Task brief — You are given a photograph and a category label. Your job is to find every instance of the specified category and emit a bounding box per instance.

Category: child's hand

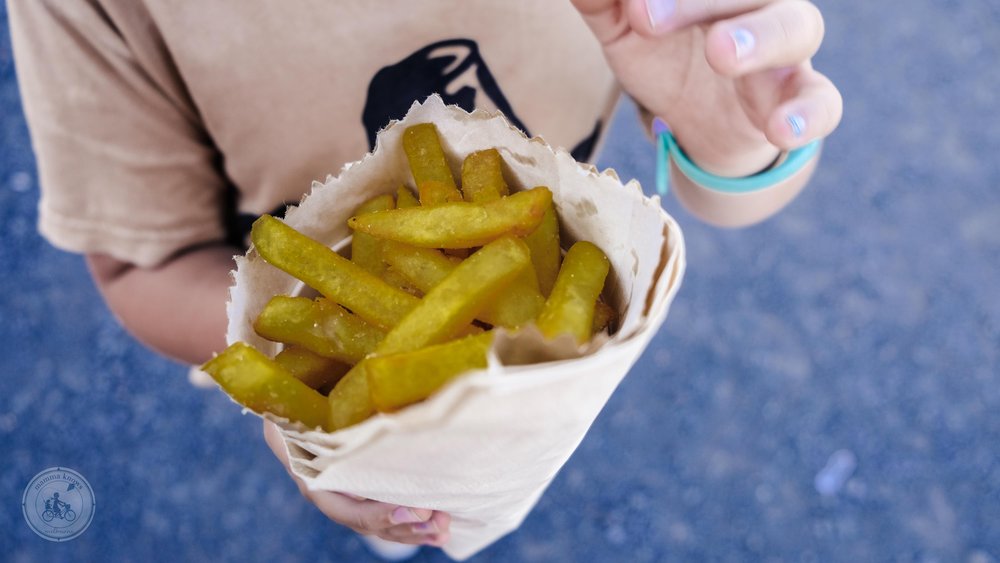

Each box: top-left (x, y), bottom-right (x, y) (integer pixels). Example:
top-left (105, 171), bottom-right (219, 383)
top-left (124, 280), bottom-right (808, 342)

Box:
top-left (572, 0), bottom-right (843, 177)
top-left (263, 421), bottom-right (451, 546)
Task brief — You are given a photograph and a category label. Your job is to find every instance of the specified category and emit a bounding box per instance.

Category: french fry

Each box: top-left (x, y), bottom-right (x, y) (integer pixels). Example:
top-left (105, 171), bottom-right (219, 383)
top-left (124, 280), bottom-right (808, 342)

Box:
top-left (274, 346), bottom-right (351, 390)
top-left (348, 186), bottom-right (552, 249)
top-left (536, 241), bottom-right (610, 344)
top-left (396, 184), bottom-right (419, 208)
top-left (328, 362), bottom-right (375, 430)
top-left (351, 194), bottom-right (395, 276)
top-left (376, 236), bottom-right (531, 355)
top-left (419, 179), bottom-right (463, 206)
top-left (203, 342), bottom-right (328, 429)
top-left (380, 267), bottom-right (422, 296)
top-left (382, 241), bottom-right (544, 329)
top-left (368, 332), bottom-right (494, 412)
top-left (592, 300), bottom-right (616, 335)
top-left (380, 242), bottom-right (460, 290)
top-left (461, 149), bottom-right (508, 202)
top-left (254, 296), bottom-right (384, 364)
top-left (251, 215), bottom-right (419, 330)
top-left (403, 123), bottom-right (457, 192)
top-left (524, 200), bottom-right (561, 297)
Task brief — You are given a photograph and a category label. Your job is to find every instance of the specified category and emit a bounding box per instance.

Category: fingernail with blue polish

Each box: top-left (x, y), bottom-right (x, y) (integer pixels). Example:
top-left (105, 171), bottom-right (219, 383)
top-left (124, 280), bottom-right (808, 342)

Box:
top-left (652, 117), bottom-right (671, 137)
top-left (645, 0), bottom-right (676, 30)
top-left (787, 113), bottom-right (807, 138)
top-left (730, 28), bottom-right (756, 61)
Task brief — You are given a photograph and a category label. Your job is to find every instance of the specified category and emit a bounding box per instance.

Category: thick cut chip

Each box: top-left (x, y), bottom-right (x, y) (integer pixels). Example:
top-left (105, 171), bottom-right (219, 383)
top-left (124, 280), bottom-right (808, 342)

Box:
top-left (524, 200), bottom-right (561, 297)
top-left (592, 300), bottom-right (617, 334)
top-left (490, 269), bottom-right (546, 329)
top-left (348, 186), bottom-right (552, 249)
top-left (536, 241), bottom-right (611, 344)
top-left (403, 123), bottom-right (457, 192)
top-left (327, 362), bottom-right (374, 430)
top-left (380, 242), bottom-right (459, 290)
top-left (251, 215), bottom-right (419, 329)
top-left (382, 241), bottom-right (543, 329)
top-left (254, 296), bottom-right (384, 364)
top-left (368, 332), bottom-right (494, 412)
top-left (461, 149), bottom-right (509, 202)
top-left (351, 194), bottom-right (395, 276)
top-left (203, 342), bottom-right (328, 429)
top-left (380, 267), bottom-right (422, 296)
top-left (376, 236), bottom-right (531, 355)
top-left (274, 346), bottom-right (351, 390)
top-left (419, 179), bottom-right (463, 206)
top-left (396, 184), bottom-right (419, 208)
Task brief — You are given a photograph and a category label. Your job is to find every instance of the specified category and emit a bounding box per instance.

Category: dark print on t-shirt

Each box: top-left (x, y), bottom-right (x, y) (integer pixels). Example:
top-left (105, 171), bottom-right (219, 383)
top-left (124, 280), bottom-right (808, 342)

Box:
top-left (227, 39), bottom-right (603, 249)
top-left (362, 39), bottom-right (601, 162)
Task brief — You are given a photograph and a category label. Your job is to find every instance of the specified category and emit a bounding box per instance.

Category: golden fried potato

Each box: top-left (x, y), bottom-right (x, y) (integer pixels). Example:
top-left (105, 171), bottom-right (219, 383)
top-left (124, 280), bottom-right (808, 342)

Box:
top-left (274, 346), bottom-right (351, 390)
top-left (348, 186), bottom-right (552, 249)
top-left (351, 194), bottom-right (395, 276)
top-left (251, 215), bottom-right (419, 330)
top-left (461, 148), bottom-right (508, 203)
top-left (368, 332), bottom-right (494, 412)
top-left (380, 242), bottom-right (459, 290)
top-left (396, 184), bottom-right (419, 208)
top-left (254, 296), bottom-right (384, 364)
top-left (403, 123), bottom-right (457, 193)
top-left (327, 362), bottom-right (375, 430)
top-left (524, 200), bottom-right (561, 297)
top-left (377, 236), bottom-right (531, 354)
top-left (536, 241), bottom-right (610, 344)
top-left (203, 342), bottom-right (328, 429)
top-left (382, 241), bottom-right (543, 329)
top-left (592, 299), bottom-right (616, 335)
top-left (418, 179), bottom-right (463, 206)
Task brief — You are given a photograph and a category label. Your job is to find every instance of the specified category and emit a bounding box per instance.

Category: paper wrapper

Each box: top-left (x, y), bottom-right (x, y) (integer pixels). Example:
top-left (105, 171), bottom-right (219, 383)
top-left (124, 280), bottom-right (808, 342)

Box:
top-left (225, 95), bottom-right (686, 560)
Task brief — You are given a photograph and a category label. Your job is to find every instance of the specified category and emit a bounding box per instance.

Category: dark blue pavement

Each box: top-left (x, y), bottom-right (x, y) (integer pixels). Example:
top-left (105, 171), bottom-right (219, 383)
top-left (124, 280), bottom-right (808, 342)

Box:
top-left (2, 1), bottom-right (998, 561)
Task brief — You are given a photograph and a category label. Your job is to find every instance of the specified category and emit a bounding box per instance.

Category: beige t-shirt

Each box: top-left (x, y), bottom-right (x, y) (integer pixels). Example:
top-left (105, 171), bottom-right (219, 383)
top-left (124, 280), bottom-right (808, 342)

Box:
top-left (10, 0), bottom-right (619, 267)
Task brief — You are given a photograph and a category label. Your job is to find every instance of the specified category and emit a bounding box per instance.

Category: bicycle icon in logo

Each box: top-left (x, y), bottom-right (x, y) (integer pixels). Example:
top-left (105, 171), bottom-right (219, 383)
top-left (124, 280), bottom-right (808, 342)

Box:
top-left (42, 492), bottom-right (77, 523)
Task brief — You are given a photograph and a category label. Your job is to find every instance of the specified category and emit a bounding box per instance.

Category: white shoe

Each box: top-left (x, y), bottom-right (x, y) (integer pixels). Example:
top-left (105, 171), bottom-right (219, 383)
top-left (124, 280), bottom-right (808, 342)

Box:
top-left (359, 535), bottom-right (421, 562)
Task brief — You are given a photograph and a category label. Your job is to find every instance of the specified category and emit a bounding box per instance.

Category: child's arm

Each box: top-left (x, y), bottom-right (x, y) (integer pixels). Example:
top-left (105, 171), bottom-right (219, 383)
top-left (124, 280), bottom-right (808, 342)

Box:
top-left (85, 245), bottom-right (237, 366)
top-left (572, 0), bottom-right (843, 225)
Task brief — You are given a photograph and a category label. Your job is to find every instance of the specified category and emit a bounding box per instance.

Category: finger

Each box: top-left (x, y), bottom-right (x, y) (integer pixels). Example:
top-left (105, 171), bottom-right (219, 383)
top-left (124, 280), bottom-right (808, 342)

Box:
top-left (627, 0), bottom-right (779, 36)
top-left (379, 513), bottom-right (451, 546)
top-left (378, 528), bottom-right (452, 547)
top-left (305, 492), bottom-right (434, 534)
top-left (704, 0), bottom-right (824, 77)
top-left (410, 510), bottom-right (452, 536)
top-left (569, 0), bottom-right (631, 45)
top-left (758, 68), bottom-right (843, 148)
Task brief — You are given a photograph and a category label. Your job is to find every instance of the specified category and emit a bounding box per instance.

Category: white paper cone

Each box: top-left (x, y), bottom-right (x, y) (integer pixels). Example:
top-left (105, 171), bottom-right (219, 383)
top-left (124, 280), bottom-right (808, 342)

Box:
top-left (225, 95), bottom-right (686, 560)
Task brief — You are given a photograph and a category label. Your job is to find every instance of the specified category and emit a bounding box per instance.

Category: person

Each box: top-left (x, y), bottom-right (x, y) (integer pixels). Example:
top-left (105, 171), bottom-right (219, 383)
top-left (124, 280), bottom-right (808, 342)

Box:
top-left (9, 0), bottom-right (842, 557)
top-left (49, 492), bottom-right (68, 518)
